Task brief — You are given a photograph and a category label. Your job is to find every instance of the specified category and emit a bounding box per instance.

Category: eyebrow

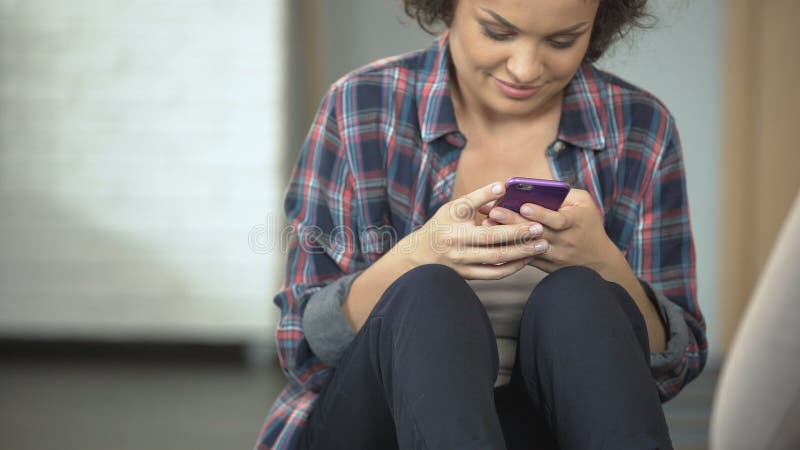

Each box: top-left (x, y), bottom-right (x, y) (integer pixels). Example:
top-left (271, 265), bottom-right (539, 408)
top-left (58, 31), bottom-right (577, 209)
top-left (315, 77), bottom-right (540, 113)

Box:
top-left (480, 7), bottom-right (521, 31)
top-left (479, 8), bottom-right (589, 35)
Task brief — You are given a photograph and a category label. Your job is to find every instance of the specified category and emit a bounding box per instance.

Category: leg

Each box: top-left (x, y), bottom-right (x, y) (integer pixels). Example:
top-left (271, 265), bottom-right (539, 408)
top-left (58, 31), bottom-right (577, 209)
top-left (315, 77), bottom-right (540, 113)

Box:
top-left (494, 374), bottom-right (557, 450)
top-left (299, 264), bottom-right (507, 450)
top-left (517, 266), bottom-right (672, 450)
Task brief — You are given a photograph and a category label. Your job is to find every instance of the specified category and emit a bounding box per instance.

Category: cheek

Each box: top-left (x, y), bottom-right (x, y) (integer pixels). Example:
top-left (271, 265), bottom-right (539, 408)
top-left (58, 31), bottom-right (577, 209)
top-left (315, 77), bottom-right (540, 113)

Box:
top-left (451, 23), bottom-right (507, 73)
top-left (462, 40), bottom-right (507, 72)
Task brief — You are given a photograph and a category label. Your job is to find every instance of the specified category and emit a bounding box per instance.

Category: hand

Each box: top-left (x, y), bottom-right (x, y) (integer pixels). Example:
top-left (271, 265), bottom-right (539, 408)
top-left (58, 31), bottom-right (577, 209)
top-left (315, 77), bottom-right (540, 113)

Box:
top-left (481, 188), bottom-right (618, 274)
top-left (398, 182), bottom-right (549, 280)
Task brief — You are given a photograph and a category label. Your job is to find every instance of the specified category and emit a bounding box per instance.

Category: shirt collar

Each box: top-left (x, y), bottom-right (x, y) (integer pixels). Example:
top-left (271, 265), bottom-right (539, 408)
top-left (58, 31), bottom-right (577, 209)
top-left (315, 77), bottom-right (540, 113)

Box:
top-left (416, 33), bottom-right (460, 144)
top-left (416, 35), bottom-right (606, 151)
top-left (557, 65), bottom-right (607, 151)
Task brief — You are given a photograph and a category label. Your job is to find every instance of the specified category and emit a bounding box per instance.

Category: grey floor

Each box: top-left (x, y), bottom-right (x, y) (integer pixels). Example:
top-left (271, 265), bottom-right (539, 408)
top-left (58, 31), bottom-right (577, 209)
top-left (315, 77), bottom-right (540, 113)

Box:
top-left (0, 347), bottom-right (718, 450)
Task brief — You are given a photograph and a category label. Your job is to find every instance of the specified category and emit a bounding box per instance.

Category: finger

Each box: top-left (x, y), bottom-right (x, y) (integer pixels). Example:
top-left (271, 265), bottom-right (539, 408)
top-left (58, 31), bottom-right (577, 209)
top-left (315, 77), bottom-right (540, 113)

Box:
top-left (471, 217), bottom-right (553, 241)
top-left (488, 206), bottom-right (529, 225)
top-left (477, 200), bottom-right (497, 216)
top-left (487, 208), bottom-right (547, 240)
top-left (518, 203), bottom-right (570, 231)
top-left (450, 182), bottom-right (505, 222)
top-left (468, 222), bottom-right (538, 246)
top-left (527, 257), bottom-right (557, 274)
top-left (456, 239), bottom-right (548, 265)
top-left (534, 226), bottom-right (556, 244)
top-left (460, 257), bottom-right (530, 281)
top-left (528, 239), bottom-right (559, 266)
top-left (526, 240), bottom-right (556, 272)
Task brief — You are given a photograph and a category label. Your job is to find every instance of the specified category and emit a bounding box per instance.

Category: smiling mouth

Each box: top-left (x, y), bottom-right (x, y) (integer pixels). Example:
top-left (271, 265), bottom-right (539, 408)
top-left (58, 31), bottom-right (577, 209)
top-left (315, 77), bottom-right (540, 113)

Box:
top-left (492, 76), bottom-right (544, 100)
top-left (494, 77), bottom-right (542, 90)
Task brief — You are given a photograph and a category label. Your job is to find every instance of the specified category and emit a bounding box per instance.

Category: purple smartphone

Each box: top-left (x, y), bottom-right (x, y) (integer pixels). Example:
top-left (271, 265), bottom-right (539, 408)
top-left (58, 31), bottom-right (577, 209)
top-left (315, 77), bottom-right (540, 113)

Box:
top-left (495, 177), bottom-right (570, 212)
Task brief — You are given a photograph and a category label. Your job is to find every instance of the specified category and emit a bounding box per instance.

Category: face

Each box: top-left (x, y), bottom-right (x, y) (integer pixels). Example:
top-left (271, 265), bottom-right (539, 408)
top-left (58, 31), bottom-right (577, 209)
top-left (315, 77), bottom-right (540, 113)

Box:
top-left (448, 0), bottom-right (599, 119)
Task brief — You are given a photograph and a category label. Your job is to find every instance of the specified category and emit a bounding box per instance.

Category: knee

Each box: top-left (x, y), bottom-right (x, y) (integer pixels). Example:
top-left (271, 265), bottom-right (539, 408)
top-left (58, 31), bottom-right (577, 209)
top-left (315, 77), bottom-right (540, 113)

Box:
top-left (393, 263), bottom-right (463, 289)
top-left (384, 264), bottom-right (471, 311)
top-left (379, 264), bottom-right (490, 334)
top-left (388, 264), bottom-right (463, 302)
top-left (375, 265), bottom-right (500, 381)
top-left (530, 266), bottom-right (608, 311)
top-left (521, 266), bottom-right (619, 337)
top-left (518, 266), bottom-right (652, 377)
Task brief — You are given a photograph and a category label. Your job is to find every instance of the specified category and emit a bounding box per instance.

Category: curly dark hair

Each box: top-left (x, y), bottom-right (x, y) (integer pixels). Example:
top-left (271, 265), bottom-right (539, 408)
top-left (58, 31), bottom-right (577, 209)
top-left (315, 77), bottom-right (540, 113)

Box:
top-left (402, 0), bottom-right (652, 62)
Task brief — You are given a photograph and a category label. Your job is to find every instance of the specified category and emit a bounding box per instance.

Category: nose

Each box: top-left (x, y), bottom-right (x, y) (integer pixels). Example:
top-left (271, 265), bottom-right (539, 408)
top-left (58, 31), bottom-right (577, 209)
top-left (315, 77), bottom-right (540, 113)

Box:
top-left (505, 45), bottom-right (543, 84)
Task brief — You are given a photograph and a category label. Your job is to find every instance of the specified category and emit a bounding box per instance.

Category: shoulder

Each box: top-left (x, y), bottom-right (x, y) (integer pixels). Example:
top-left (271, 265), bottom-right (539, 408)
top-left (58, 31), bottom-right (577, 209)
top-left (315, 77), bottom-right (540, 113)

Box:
top-left (571, 64), bottom-right (680, 159)
top-left (324, 48), bottom-right (428, 107)
top-left (586, 65), bottom-right (677, 134)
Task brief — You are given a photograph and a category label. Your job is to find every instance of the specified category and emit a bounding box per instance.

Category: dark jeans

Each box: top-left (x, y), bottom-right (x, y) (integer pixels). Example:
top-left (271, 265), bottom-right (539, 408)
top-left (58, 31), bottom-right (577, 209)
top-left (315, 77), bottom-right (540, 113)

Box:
top-left (298, 264), bottom-right (673, 450)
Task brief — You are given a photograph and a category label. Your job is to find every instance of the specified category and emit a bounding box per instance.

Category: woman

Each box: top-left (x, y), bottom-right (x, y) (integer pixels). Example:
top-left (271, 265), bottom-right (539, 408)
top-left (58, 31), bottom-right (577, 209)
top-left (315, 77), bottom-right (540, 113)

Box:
top-left (257, 0), bottom-right (707, 449)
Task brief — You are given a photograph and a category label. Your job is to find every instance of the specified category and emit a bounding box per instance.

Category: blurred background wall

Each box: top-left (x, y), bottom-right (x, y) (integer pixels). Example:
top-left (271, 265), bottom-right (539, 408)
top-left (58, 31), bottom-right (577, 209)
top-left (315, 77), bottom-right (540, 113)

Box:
top-left (2, 0), bottom-right (798, 365)
top-left (720, 0), bottom-right (800, 352)
top-left (1, 0), bottom-right (285, 346)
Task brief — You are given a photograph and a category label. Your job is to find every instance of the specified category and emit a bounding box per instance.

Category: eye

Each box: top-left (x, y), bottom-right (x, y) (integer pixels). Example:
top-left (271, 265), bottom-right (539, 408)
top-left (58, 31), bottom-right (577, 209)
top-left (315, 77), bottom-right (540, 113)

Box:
top-left (480, 25), bottom-right (514, 42)
top-left (548, 39), bottom-right (577, 49)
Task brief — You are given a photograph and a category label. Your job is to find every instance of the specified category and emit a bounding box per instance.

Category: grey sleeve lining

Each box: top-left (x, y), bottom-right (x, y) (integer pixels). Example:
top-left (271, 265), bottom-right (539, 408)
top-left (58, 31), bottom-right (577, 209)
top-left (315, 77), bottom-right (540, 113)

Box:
top-left (302, 271), bottom-right (364, 366)
top-left (639, 279), bottom-right (691, 376)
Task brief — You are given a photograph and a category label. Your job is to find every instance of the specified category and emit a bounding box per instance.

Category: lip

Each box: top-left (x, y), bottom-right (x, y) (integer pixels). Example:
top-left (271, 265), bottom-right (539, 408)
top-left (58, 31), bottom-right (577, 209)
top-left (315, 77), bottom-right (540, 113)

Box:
top-left (493, 77), bottom-right (542, 100)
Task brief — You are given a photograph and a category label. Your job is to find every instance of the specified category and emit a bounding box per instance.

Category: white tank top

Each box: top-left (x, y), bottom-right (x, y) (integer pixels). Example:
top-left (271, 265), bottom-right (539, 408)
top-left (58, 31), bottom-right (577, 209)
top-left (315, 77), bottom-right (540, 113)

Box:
top-left (466, 265), bottom-right (547, 386)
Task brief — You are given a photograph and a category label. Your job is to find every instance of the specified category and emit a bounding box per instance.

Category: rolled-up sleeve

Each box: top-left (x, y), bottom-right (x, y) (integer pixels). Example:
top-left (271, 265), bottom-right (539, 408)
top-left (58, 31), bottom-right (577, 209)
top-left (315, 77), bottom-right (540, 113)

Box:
top-left (302, 271), bottom-right (362, 366)
top-left (628, 118), bottom-right (708, 401)
top-left (273, 84), bottom-right (364, 392)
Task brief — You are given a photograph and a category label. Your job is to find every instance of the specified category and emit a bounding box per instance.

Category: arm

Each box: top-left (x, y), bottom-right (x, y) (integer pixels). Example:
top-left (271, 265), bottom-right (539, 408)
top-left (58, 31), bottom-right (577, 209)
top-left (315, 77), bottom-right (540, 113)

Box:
top-left (342, 238), bottom-right (417, 332)
top-left (301, 241), bottom-right (418, 365)
top-left (594, 244), bottom-right (667, 352)
top-left (274, 84), bottom-right (364, 389)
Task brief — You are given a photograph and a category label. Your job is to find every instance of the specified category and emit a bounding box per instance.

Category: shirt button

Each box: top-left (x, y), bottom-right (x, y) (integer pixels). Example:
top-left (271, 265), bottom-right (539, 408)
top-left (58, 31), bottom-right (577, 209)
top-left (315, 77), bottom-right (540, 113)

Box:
top-left (553, 141), bottom-right (566, 152)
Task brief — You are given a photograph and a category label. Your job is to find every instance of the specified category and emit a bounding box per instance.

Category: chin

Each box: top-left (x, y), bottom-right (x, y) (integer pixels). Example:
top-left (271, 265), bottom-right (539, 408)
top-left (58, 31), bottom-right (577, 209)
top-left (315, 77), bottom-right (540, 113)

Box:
top-left (494, 95), bottom-right (550, 116)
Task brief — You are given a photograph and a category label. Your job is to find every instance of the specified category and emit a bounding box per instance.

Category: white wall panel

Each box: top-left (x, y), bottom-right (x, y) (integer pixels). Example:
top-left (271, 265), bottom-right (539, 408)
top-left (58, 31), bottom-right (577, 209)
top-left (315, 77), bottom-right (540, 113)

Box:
top-left (0, 0), bottom-right (286, 342)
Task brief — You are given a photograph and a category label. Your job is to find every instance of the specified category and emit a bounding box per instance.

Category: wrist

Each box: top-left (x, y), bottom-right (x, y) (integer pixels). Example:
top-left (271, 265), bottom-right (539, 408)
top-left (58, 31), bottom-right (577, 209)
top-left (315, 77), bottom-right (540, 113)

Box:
top-left (391, 230), bottom-right (428, 272)
top-left (592, 240), bottom-right (624, 280)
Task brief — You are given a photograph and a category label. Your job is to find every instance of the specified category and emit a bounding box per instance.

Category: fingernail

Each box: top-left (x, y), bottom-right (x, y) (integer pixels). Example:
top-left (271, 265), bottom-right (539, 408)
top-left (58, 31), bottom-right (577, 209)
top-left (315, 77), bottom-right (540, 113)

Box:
top-left (490, 209), bottom-right (505, 220)
top-left (529, 224), bottom-right (542, 236)
top-left (520, 205), bottom-right (533, 217)
top-left (491, 183), bottom-right (503, 195)
top-left (534, 241), bottom-right (548, 253)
